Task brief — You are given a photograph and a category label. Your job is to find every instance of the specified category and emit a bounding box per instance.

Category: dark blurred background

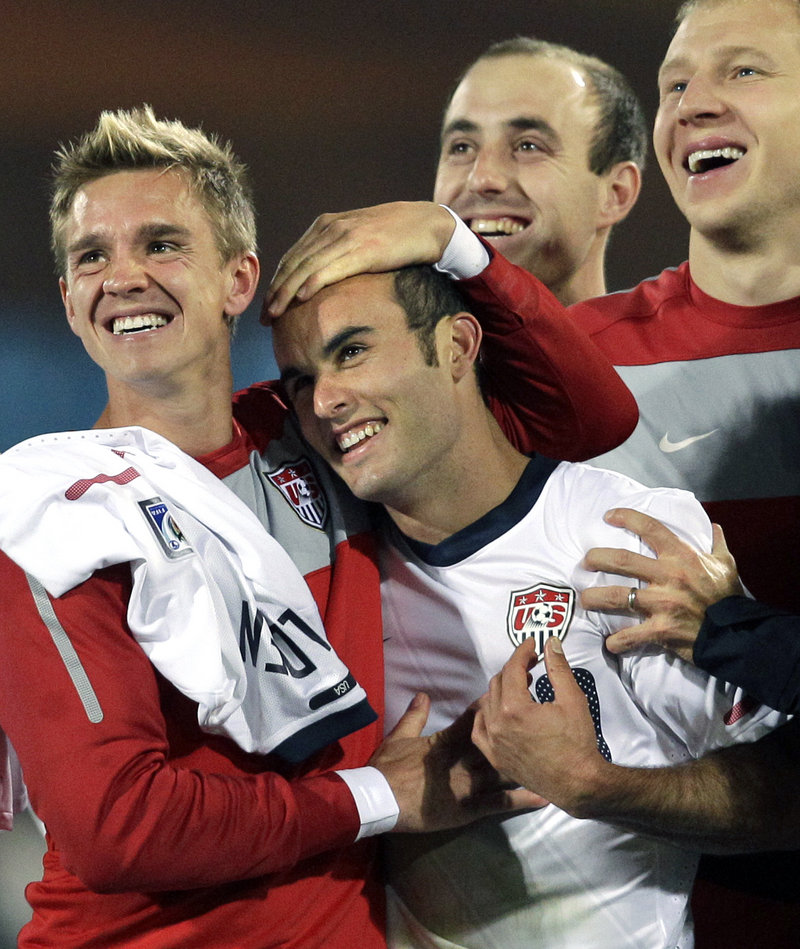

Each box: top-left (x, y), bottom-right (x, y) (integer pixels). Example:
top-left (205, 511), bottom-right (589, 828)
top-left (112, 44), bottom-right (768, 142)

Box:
top-left (0, 0), bottom-right (687, 941)
top-left (0, 0), bottom-right (687, 451)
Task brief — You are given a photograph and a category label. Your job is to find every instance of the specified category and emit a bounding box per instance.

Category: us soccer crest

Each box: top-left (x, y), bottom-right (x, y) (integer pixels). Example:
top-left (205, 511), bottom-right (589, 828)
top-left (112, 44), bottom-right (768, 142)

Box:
top-left (267, 458), bottom-right (328, 529)
top-left (506, 582), bottom-right (575, 653)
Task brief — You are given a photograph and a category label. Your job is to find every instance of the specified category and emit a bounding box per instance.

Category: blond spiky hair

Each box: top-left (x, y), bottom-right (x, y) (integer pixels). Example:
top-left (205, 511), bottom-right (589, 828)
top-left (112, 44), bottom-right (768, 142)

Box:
top-left (50, 105), bottom-right (256, 276)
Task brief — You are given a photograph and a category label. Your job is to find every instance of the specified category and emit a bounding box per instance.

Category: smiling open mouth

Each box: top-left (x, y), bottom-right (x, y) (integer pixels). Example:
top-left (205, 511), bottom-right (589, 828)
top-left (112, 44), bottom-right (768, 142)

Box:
top-left (337, 421), bottom-right (385, 453)
top-left (686, 146), bottom-right (745, 174)
top-left (112, 314), bottom-right (170, 335)
top-left (468, 216), bottom-right (529, 238)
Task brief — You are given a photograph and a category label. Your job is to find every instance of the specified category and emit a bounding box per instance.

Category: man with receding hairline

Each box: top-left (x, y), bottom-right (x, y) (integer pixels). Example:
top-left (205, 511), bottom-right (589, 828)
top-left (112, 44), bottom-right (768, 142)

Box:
top-left (266, 37), bottom-right (646, 319)
top-left (432, 36), bottom-right (646, 305)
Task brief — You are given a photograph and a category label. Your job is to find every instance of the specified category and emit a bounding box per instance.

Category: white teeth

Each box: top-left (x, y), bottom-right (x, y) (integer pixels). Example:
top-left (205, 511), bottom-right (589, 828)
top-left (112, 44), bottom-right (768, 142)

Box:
top-left (338, 421), bottom-right (384, 452)
top-left (112, 314), bottom-right (168, 335)
top-left (687, 146), bottom-right (745, 174)
top-left (469, 217), bottom-right (526, 236)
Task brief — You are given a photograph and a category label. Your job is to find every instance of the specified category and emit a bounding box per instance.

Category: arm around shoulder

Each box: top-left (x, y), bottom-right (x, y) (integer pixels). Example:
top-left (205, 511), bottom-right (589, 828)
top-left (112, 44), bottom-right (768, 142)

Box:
top-left (0, 554), bottom-right (361, 892)
top-left (460, 252), bottom-right (638, 460)
top-left (471, 630), bottom-right (800, 853)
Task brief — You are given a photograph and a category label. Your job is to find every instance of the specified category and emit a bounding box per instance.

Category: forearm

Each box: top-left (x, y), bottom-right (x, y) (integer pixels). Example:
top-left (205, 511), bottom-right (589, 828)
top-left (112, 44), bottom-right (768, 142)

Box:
top-left (479, 639), bottom-right (800, 855)
top-left (0, 560), bottom-right (362, 892)
top-left (567, 721), bottom-right (800, 853)
top-left (460, 249), bottom-right (638, 460)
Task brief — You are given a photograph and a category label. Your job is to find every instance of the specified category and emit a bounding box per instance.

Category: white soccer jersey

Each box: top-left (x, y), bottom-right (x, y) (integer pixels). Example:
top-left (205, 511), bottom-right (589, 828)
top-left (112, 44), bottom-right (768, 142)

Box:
top-left (0, 427), bottom-right (374, 763)
top-left (381, 457), bottom-right (787, 949)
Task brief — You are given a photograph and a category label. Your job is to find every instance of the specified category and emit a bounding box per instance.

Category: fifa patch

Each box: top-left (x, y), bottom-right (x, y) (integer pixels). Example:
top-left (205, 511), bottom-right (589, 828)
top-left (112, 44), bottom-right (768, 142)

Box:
top-left (267, 458), bottom-right (328, 530)
top-left (507, 582), bottom-right (575, 653)
top-left (139, 497), bottom-right (193, 559)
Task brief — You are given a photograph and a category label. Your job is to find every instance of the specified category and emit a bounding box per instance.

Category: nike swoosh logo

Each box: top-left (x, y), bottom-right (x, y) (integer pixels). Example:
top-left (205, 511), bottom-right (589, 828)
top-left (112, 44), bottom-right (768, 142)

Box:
top-left (659, 429), bottom-right (718, 453)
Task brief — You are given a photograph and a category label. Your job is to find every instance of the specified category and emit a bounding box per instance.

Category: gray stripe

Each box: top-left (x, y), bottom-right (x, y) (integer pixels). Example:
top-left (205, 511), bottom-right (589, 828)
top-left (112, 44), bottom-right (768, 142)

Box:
top-left (592, 350), bottom-right (800, 500)
top-left (26, 573), bottom-right (104, 724)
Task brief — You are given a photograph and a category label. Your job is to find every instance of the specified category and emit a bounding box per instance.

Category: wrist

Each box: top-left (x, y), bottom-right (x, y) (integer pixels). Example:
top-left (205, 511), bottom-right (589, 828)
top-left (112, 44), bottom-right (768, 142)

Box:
top-left (434, 206), bottom-right (490, 279)
top-left (559, 757), bottom-right (629, 820)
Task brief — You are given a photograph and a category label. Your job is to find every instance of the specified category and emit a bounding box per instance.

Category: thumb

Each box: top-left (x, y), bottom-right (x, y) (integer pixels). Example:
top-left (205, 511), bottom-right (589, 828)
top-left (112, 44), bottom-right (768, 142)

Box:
top-left (542, 637), bottom-right (579, 697)
top-left (385, 691), bottom-right (430, 740)
top-left (710, 522), bottom-right (731, 559)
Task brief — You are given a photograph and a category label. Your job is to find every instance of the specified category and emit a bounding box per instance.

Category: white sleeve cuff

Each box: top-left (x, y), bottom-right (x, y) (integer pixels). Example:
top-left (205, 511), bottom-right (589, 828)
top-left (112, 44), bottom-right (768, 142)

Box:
top-left (337, 766), bottom-right (400, 840)
top-left (434, 206), bottom-right (490, 280)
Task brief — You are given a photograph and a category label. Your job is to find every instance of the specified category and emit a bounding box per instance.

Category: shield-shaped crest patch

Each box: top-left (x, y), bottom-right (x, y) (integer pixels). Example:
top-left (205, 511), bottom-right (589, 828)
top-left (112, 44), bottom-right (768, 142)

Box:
top-left (506, 582), bottom-right (575, 653)
top-left (267, 458), bottom-right (328, 530)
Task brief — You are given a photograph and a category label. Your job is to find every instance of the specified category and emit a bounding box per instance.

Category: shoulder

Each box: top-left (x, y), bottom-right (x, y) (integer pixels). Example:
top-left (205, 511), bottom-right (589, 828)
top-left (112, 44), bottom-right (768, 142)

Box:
top-left (568, 264), bottom-right (691, 336)
top-left (543, 462), bottom-right (710, 551)
top-left (0, 551), bottom-right (131, 637)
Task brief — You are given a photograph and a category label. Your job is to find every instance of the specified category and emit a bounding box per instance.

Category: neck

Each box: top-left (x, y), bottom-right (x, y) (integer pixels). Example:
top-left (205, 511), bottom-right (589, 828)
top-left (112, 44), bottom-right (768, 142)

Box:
top-left (386, 412), bottom-right (529, 546)
top-left (689, 226), bottom-right (800, 306)
top-left (96, 367), bottom-right (235, 458)
top-left (548, 238), bottom-right (608, 306)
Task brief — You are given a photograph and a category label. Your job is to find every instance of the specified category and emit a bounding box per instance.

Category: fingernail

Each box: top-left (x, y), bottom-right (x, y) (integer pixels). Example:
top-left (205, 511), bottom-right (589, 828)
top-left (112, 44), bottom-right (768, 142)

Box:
top-left (549, 637), bottom-right (564, 655)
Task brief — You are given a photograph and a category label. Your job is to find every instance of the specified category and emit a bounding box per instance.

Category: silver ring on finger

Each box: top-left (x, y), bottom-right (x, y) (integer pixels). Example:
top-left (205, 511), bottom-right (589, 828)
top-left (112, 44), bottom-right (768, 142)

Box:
top-left (627, 587), bottom-right (639, 613)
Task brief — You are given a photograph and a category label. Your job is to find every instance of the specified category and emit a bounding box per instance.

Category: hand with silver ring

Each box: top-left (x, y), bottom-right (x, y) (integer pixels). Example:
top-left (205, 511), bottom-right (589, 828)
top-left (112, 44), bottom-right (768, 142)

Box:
top-left (581, 509), bottom-right (743, 664)
top-left (627, 587), bottom-right (639, 612)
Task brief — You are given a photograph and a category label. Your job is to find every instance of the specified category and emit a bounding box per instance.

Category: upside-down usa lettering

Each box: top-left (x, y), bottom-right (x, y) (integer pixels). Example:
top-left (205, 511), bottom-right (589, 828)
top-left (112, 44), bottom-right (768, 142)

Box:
top-left (238, 603), bottom-right (330, 678)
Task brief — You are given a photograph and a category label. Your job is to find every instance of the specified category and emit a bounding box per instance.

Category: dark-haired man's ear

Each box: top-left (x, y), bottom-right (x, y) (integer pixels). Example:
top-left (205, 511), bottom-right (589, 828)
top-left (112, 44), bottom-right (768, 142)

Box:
top-left (447, 312), bottom-right (482, 380)
top-left (599, 161), bottom-right (642, 229)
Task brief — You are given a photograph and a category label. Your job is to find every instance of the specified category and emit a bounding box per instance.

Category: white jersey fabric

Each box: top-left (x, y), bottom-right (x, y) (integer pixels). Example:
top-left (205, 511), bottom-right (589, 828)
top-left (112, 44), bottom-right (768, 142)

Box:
top-left (0, 426), bottom-right (373, 763)
top-left (381, 457), bottom-right (787, 949)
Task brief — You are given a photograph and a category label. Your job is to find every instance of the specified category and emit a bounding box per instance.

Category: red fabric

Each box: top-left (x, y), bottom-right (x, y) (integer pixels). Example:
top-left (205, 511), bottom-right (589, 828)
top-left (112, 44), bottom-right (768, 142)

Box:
top-left (461, 247), bottom-right (639, 461)
top-left (704, 496), bottom-right (800, 613)
top-left (571, 262), bottom-right (800, 613)
top-left (574, 262), bottom-right (800, 363)
top-left (0, 411), bottom-right (387, 948)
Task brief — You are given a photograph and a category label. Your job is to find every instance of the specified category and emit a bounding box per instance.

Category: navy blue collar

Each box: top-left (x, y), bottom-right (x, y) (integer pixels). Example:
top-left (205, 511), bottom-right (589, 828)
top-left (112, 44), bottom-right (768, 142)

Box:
top-left (394, 455), bottom-right (559, 567)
